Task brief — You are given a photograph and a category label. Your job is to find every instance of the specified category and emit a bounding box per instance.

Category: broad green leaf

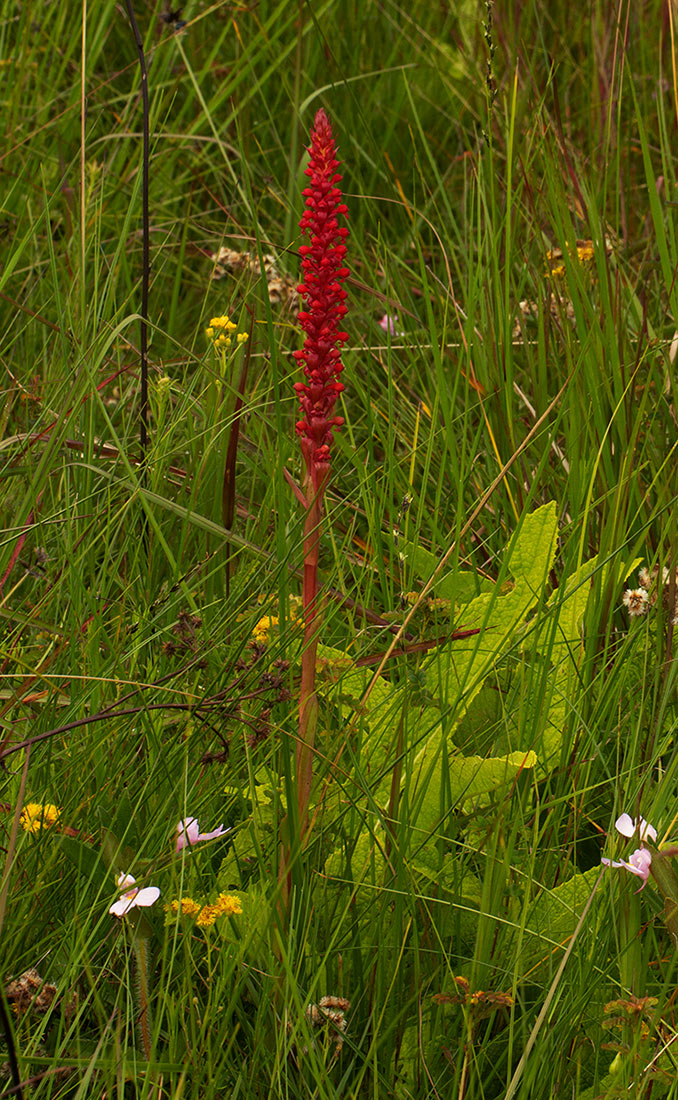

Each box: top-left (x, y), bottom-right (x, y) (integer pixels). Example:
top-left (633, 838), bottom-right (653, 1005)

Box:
top-left (505, 500), bottom-right (558, 586)
top-left (408, 846), bottom-right (482, 904)
top-left (411, 737), bottom-right (537, 835)
top-left (422, 503), bottom-right (558, 726)
top-left (533, 555), bottom-right (641, 764)
top-left (528, 554), bottom-right (598, 762)
top-left (545, 554), bottom-right (598, 649)
top-left (323, 821), bottom-right (389, 916)
top-left (452, 682), bottom-right (502, 756)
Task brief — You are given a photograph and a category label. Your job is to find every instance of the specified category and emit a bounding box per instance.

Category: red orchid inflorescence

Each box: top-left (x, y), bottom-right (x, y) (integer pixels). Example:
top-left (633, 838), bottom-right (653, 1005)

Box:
top-left (294, 108), bottom-right (349, 491)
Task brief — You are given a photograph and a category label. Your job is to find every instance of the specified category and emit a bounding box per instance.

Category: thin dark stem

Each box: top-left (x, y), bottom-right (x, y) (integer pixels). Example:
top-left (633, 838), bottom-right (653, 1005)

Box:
top-left (125, 1), bottom-right (150, 471)
top-left (0, 992), bottom-right (22, 1100)
top-left (0, 702), bottom-right (210, 761)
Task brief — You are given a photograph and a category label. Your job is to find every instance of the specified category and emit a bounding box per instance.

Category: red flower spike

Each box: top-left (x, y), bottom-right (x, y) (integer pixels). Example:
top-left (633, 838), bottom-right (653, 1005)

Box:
top-left (295, 109), bottom-right (349, 489)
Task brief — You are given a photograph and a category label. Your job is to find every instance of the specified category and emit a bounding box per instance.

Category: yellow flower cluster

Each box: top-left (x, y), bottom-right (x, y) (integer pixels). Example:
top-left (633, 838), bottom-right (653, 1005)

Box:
top-left (205, 315), bottom-right (249, 350)
top-left (168, 897), bottom-right (202, 918)
top-left (546, 241), bottom-right (596, 278)
top-left (167, 893), bottom-right (242, 929)
top-left (252, 615), bottom-right (278, 645)
top-left (196, 893), bottom-right (242, 927)
top-left (250, 595), bottom-right (304, 645)
top-left (20, 803), bottom-right (60, 833)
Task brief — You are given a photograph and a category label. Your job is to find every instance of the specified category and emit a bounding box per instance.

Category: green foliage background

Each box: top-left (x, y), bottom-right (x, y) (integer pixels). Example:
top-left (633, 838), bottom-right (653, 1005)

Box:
top-left (1, 0), bottom-right (677, 1097)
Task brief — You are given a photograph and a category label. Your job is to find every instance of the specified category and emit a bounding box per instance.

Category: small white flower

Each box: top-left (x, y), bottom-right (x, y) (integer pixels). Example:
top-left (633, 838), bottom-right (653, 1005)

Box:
top-left (614, 813), bottom-right (657, 843)
top-left (176, 817), bottom-right (228, 854)
top-left (109, 873), bottom-right (160, 918)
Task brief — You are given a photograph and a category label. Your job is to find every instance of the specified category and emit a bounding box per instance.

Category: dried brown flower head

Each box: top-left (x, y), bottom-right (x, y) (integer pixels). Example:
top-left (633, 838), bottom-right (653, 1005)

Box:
top-left (433, 976), bottom-right (514, 1023)
top-left (622, 587), bottom-right (649, 617)
top-left (304, 995), bottom-right (351, 1055)
top-left (210, 247), bottom-right (298, 313)
top-left (163, 611), bottom-right (203, 657)
top-left (6, 969), bottom-right (59, 1016)
top-left (628, 564), bottom-right (678, 623)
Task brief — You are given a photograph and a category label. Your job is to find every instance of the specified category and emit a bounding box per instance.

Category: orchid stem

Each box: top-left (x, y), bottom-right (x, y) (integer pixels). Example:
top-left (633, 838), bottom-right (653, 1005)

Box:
top-left (296, 483), bottom-right (324, 838)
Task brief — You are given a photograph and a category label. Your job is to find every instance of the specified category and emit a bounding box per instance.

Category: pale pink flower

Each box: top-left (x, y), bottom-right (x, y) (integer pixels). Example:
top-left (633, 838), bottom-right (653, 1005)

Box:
top-left (109, 873), bottom-right (160, 917)
top-left (176, 816), bottom-right (228, 854)
top-left (601, 813), bottom-right (657, 891)
top-left (378, 313), bottom-right (402, 336)
top-left (601, 847), bottom-right (652, 890)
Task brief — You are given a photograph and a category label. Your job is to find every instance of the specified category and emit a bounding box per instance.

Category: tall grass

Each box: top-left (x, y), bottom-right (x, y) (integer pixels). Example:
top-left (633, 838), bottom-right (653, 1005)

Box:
top-left (1, 1), bottom-right (678, 1097)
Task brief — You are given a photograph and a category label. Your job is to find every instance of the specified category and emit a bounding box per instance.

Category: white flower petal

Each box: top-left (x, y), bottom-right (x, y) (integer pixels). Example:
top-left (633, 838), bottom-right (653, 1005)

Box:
top-left (198, 825), bottom-right (227, 842)
top-left (614, 813), bottom-right (657, 843)
top-left (615, 813), bottom-right (635, 837)
top-left (133, 887), bottom-right (160, 908)
top-left (110, 871), bottom-right (160, 917)
top-left (109, 894), bottom-right (136, 917)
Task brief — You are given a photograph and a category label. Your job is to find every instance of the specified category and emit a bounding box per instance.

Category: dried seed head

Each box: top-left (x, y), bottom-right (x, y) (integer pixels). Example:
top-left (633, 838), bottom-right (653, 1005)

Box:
top-left (622, 588), bottom-right (649, 617)
top-left (304, 995), bottom-right (351, 1055)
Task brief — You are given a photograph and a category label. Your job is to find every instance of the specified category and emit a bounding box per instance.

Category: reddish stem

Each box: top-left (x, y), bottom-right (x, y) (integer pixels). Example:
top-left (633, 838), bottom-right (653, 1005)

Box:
top-left (295, 467), bottom-right (327, 836)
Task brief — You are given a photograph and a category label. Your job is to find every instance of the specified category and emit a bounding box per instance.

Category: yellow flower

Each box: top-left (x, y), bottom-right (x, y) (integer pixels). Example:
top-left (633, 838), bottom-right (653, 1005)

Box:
top-left (206, 315), bottom-right (245, 347)
top-left (545, 240), bottom-right (596, 278)
top-left (196, 893), bottom-right (242, 928)
top-left (209, 315), bottom-right (237, 332)
top-left (252, 615), bottom-right (278, 645)
top-left (215, 892), bottom-right (242, 917)
top-left (20, 803), bottom-right (60, 833)
top-left (167, 897), bottom-right (202, 918)
top-left (167, 893), bottom-right (242, 928)
top-left (195, 904), bottom-right (217, 928)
